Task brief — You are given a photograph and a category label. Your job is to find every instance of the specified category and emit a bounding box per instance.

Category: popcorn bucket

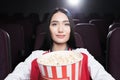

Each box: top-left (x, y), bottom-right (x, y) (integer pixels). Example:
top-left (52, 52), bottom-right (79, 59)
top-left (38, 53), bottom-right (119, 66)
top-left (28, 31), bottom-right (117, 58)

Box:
top-left (37, 51), bottom-right (83, 80)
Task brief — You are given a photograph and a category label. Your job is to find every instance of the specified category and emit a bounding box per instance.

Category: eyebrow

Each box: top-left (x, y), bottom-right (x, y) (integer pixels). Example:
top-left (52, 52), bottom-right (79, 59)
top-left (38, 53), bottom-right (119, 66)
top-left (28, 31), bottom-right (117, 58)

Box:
top-left (51, 20), bottom-right (69, 23)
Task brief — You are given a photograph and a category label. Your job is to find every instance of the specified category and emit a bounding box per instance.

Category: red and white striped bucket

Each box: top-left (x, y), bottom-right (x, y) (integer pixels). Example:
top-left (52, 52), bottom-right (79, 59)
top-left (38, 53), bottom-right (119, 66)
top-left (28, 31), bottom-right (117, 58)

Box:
top-left (38, 51), bottom-right (83, 80)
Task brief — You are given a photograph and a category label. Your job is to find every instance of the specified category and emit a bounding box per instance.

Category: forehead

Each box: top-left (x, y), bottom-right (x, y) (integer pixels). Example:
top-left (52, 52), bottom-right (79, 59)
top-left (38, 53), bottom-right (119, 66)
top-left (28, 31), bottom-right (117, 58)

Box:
top-left (51, 12), bottom-right (69, 22)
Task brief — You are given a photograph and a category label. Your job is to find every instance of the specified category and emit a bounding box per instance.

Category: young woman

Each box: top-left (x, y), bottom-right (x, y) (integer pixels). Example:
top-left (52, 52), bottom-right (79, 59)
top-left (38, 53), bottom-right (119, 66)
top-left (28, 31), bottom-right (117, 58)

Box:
top-left (5, 8), bottom-right (115, 80)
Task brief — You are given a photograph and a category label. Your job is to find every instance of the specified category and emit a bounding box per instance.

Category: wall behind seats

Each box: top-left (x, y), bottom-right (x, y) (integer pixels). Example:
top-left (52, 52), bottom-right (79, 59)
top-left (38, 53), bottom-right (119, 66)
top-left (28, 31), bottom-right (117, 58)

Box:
top-left (0, 0), bottom-right (120, 19)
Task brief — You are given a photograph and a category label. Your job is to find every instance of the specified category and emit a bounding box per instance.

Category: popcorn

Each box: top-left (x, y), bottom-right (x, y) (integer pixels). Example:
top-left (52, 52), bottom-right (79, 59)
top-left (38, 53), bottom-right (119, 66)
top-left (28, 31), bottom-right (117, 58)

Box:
top-left (37, 51), bottom-right (83, 80)
top-left (37, 51), bottom-right (82, 66)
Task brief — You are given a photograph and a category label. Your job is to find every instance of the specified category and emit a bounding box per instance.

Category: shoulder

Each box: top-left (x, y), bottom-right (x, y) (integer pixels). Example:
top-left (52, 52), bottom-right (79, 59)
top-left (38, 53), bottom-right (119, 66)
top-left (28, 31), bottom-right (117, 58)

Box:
top-left (31, 50), bottom-right (45, 54)
top-left (73, 48), bottom-right (94, 61)
top-left (73, 48), bottom-right (90, 60)
top-left (31, 50), bottom-right (47, 57)
top-left (73, 48), bottom-right (90, 55)
top-left (25, 50), bottom-right (47, 62)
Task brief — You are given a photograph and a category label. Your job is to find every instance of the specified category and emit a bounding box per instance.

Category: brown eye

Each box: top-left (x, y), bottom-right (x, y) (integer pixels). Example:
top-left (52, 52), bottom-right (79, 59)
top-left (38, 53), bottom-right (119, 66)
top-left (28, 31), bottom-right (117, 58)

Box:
top-left (51, 23), bottom-right (57, 26)
top-left (65, 23), bottom-right (70, 26)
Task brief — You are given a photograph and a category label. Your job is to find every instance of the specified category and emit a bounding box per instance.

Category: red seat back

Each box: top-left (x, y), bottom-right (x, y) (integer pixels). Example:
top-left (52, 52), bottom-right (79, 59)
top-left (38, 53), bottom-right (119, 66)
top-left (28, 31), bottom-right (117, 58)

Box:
top-left (0, 28), bottom-right (11, 79)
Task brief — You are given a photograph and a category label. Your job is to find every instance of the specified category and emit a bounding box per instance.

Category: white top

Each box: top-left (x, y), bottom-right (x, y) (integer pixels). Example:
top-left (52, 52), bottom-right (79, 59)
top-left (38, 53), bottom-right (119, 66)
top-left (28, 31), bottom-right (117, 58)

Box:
top-left (4, 48), bottom-right (115, 80)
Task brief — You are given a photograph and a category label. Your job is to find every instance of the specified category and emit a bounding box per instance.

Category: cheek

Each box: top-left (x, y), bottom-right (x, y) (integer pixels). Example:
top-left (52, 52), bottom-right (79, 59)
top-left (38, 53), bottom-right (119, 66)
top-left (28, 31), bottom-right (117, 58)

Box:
top-left (66, 27), bottom-right (71, 35)
top-left (65, 27), bottom-right (71, 40)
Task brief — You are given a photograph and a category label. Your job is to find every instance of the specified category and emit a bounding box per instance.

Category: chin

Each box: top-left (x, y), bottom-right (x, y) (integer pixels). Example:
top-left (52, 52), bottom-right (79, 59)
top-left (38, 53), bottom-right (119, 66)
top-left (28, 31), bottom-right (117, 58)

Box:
top-left (55, 40), bottom-right (68, 44)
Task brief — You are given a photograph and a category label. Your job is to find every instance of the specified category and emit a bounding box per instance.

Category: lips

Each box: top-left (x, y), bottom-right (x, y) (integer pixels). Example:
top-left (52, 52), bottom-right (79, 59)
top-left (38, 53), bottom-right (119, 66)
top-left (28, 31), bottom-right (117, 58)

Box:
top-left (56, 35), bottom-right (65, 39)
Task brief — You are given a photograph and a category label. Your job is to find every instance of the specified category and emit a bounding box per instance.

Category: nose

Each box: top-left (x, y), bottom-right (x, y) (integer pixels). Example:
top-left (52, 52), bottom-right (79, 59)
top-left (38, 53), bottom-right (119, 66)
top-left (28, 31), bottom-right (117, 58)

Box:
top-left (58, 25), bottom-right (63, 33)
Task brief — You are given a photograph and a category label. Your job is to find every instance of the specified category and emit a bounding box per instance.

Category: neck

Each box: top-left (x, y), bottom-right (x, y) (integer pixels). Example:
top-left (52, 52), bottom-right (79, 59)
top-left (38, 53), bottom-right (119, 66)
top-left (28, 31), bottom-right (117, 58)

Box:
top-left (52, 43), bottom-right (68, 51)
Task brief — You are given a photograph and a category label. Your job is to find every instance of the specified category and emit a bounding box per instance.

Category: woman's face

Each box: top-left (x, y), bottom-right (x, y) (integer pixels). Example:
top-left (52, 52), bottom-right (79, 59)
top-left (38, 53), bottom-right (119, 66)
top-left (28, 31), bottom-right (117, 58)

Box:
top-left (49, 11), bottom-right (71, 45)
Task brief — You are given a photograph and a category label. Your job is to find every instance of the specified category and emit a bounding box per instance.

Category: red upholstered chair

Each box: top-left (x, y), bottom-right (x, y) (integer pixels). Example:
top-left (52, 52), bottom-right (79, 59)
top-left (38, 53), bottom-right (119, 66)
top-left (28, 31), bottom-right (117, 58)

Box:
top-left (106, 27), bottom-right (120, 80)
top-left (73, 19), bottom-right (80, 25)
top-left (0, 28), bottom-right (12, 79)
top-left (109, 22), bottom-right (120, 32)
top-left (89, 19), bottom-right (111, 52)
top-left (0, 24), bottom-right (25, 70)
top-left (34, 32), bottom-right (46, 50)
top-left (74, 32), bottom-right (84, 48)
top-left (74, 23), bottom-right (104, 66)
top-left (36, 23), bottom-right (47, 35)
top-left (16, 18), bottom-right (35, 53)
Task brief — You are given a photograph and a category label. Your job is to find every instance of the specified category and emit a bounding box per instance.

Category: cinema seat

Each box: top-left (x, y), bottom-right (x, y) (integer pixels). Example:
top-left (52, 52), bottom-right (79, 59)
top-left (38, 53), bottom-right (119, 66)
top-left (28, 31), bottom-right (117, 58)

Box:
top-left (0, 28), bottom-right (11, 79)
top-left (74, 23), bottom-right (104, 66)
top-left (109, 22), bottom-right (120, 32)
top-left (106, 27), bottom-right (120, 80)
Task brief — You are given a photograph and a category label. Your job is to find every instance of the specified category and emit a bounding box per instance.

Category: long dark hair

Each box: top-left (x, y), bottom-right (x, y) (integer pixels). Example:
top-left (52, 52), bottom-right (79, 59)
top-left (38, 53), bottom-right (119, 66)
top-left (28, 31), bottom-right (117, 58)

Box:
top-left (41, 8), bottom-right (76, 50)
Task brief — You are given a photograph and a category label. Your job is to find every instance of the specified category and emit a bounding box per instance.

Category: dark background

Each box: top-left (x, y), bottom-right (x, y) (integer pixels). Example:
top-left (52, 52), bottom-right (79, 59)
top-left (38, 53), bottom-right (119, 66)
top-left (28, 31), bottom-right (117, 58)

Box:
top-left (0, 0), bottom-right (120, 20)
